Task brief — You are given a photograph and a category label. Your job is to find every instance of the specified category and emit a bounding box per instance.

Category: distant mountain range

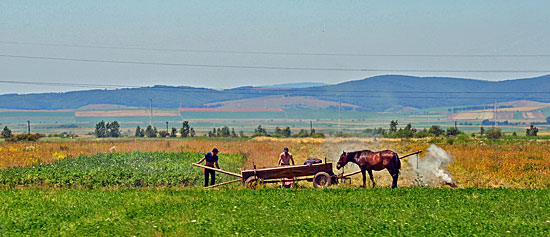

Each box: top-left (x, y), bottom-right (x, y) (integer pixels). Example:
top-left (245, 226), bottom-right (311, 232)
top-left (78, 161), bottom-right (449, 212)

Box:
top-left (257, 82), bottom-right (329, 88)
top-left (1, 75), bottom-right (549, 112)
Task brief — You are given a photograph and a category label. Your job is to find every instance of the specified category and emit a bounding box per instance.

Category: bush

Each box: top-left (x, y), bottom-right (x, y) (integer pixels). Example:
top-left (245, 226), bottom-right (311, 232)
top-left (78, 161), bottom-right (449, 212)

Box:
top-left (1, 126), bottom-right (13, 138)
top-left (526, 124), bottom-right (538, 137)
top-left (311, 133), bottom-right (325, 138)
top-left (485, 127), bottom-right (502, 139)
top-left (428, 125), bottom-right (445, 137)
top-left (414, 129), bottom-right (430, 138)
top-left (446, 127), bottom-right (463, 137)
top-left (5, 133), bottom-right (44, 142)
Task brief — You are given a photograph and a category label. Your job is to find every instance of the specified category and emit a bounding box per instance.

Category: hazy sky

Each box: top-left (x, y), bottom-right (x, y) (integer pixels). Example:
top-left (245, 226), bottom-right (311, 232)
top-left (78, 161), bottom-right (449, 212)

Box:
top-left (1, 0), bottom-right (549, 94)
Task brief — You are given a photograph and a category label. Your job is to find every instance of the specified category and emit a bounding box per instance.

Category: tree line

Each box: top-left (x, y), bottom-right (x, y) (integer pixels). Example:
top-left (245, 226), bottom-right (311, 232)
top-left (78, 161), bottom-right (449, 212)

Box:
top-left (133, 121), bottom-right (196, 138)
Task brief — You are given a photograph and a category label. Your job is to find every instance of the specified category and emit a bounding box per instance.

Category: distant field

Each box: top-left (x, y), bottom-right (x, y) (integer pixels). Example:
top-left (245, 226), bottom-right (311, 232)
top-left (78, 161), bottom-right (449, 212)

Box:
top-left (1, 188), bottom-right (548, 236)
top-left (1, 102), bottom-right (548, 135)
top-left (203, 95), bottom-right (358, 109)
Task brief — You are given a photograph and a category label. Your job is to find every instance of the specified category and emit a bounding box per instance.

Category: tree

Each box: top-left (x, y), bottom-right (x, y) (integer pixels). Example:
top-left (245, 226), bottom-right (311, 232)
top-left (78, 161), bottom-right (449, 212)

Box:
top-left (95, 121), bottom-right (107, 138)
top-left (480, 127), bottom-right (485, 136)
top-left (1, 126), bottom-right (13, 138)
top-left (389, 120), bottom-right (398, 132)
top-left (394, 123), bottom-right (415, 138)
top-left (274, 127), bottom-right (282, 136)
top-left (231, 128), bottom-right (237, 138)
top-left (135, 125), bottom-right (144, 137)
top-left (428, 125), bottom-right (445, 137)
top-left (190, 128), bottom-right (195, 137)
top-left (220, 126), bottom-right (230, 137)
top-left (485, 127), bottom-right (502, 139)
top-left (282, 127), bottom-right (292, 137)
top-left (107, 121), bottom-right (120, 137)
top-left (170, 127), bottom-right (178, 137)
top-left (253, 125), bottom-right (267, 137)
top-left (526, 124), bottom-right (539, 136)
top-left (145, 125), bottom-right (157, 138)
top-left (180, 121), bottom-right (190, 137)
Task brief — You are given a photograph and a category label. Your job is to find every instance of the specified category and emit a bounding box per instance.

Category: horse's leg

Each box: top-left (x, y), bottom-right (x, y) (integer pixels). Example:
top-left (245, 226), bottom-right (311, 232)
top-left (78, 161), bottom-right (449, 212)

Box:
top-left (388, 168), bottom-right (399, 189)
top-left (361, 169), bottom-right (367, 188)
top-left (368, 169), bottom-right (375, 188)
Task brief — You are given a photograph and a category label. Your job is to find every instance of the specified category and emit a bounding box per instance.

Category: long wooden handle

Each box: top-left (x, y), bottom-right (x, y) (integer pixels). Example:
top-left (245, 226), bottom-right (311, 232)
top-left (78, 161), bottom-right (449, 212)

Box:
top-left (399, 150), bottom-right (423, 160)
top-left (342, 170), bottom-right (362, 177)
top-left (192, 163), bottom-right (243, 178)
top-left (205, 179), bottom-right (241, 188)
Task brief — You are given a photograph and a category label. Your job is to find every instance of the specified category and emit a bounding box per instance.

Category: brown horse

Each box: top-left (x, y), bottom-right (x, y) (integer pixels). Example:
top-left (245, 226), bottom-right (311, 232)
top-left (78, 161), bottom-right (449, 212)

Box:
top-left (336, 150), bottom-right (401, 188)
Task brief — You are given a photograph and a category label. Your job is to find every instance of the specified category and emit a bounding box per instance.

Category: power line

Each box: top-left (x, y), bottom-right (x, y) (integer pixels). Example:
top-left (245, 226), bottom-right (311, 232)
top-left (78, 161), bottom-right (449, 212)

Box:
top-left (1, 54), bottom-right (550, 73)
top-left (2, 41), bottom-right (550, 58)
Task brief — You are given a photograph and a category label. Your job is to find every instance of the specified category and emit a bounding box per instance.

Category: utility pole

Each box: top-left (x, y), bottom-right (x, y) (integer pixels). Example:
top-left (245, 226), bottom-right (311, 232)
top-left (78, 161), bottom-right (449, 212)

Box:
top-left (310, 120), bottom-right (313, 133)
top-left (494, 102), bottom-right (498, 127)
top-left (166, 121), bottom-right (169, 132)
top-left (338, 101), bottom-right (342, 132)
top-left (27, 121), bottom-right (30, 134)
top-left (149, 99), bottom-right (153, 127)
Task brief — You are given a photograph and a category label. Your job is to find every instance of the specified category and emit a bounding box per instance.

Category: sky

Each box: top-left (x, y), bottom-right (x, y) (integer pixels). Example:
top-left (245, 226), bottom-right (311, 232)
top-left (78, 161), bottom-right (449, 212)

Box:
top-left (1, 0), bottom-right (549, 94)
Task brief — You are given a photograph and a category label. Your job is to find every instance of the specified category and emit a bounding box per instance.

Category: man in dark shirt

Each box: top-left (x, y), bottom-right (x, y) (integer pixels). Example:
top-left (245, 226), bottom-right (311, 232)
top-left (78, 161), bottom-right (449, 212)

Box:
top-left (195, 148), bottom-right (220, 187)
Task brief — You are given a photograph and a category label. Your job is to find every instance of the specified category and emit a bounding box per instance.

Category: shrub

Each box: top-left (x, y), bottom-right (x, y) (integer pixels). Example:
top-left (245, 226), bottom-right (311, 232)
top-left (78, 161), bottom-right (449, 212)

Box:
top-left (5, 133), bottom-right (44, 142)
top-left (485, 127), bottom-right (502, 139)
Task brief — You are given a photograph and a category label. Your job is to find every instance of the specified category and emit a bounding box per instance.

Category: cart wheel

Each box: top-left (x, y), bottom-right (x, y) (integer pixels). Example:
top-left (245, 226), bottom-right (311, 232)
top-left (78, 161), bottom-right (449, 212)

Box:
top-left (313, 172), bottom-right (332, 189)
top-left (245, 176), bottom-right (264, 189)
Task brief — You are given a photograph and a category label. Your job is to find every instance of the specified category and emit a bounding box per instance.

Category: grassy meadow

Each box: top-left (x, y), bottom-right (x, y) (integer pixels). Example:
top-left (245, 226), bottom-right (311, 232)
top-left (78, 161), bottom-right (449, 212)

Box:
top-left (1, 188), bottom-right (549, 236)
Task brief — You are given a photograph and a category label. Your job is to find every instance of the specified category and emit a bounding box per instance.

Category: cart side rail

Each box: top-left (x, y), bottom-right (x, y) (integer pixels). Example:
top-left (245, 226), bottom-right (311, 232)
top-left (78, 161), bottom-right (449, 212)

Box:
top-left (241, 163), bottom-right (333, 181)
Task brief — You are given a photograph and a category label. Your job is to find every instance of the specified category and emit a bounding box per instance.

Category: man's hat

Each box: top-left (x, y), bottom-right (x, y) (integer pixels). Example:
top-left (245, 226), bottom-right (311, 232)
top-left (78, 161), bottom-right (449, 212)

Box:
top-left (284, 147), bottom-right (289, 151)
top-left (212, 148), bottom-right (219, 153)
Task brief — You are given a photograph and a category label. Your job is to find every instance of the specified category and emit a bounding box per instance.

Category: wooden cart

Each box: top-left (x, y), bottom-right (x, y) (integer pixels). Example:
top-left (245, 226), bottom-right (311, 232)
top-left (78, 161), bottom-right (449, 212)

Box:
top-left (241, 163), bottom-right (337, 189)
top-left (192, 162), bottom-right (344, 189)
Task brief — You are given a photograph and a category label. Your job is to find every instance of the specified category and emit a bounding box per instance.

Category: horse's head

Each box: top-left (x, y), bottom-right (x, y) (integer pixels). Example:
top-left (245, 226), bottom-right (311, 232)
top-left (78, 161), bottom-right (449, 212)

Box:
top-left (336, 151), bottom-right (348, 170)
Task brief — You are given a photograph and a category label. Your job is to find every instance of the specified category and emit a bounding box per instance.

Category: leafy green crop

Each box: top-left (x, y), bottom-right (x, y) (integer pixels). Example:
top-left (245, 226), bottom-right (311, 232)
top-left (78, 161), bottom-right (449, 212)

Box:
top-left (0, 152), bottom-right (245, 188)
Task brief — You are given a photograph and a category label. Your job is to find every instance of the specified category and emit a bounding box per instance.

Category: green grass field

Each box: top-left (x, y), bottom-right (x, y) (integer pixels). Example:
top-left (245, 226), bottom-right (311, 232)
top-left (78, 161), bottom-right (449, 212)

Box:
top-left (0, 188), bottom-right (548, 236)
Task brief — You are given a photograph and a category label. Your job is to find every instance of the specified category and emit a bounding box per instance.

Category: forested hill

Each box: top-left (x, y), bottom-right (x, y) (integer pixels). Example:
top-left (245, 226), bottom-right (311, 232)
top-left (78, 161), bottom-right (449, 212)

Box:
top-left (295, 75), bottom-right (550, 111)
top-left (1, 75), bottom-right (549, 111)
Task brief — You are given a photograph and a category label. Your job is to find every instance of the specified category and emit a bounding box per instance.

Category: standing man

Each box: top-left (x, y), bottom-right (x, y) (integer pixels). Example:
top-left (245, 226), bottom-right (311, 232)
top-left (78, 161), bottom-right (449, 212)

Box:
top-left (278, 147), bottom-right (295, 166)
top-left (195, 148), bottom-right (220, 187)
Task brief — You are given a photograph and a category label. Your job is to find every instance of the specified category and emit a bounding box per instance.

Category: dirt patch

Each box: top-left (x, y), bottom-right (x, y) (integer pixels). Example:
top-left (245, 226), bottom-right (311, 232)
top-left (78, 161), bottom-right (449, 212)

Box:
top-left (179, 108), bottom-right (284, 112)
top-left (75, 110), bottom-right (180, 117)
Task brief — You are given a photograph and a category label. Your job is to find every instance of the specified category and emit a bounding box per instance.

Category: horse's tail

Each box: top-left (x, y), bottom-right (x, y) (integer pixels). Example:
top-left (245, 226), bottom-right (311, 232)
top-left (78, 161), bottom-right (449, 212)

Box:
top-left (393, 152), bottom-right (401, 172)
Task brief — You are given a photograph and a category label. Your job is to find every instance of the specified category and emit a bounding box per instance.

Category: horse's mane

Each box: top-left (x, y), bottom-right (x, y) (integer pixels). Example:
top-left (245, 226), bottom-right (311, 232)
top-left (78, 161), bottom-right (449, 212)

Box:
top-left (346, 149), bottom-right (372, 156)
